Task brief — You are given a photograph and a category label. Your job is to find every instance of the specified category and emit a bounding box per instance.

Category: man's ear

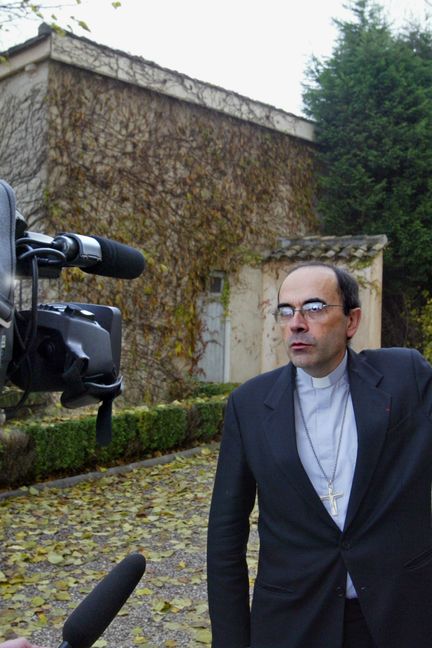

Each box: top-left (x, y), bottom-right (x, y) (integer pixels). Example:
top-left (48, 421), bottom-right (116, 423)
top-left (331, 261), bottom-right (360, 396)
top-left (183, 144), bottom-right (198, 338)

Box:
top-left (346, 308), bottom-right (361, 340)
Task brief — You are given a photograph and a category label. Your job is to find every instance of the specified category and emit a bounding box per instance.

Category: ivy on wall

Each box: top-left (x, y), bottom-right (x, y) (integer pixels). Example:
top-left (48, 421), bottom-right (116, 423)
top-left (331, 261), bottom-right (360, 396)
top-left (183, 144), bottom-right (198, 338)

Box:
top-left (5, 62), bottom-right (318, 403)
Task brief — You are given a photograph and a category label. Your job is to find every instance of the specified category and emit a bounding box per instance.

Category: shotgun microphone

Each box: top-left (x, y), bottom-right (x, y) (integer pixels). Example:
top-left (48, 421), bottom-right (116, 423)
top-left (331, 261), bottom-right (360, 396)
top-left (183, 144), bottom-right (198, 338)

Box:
top-left (57, 552), bottom-right (146, 648)
top-left (52, 233), bottom-right (145, 279)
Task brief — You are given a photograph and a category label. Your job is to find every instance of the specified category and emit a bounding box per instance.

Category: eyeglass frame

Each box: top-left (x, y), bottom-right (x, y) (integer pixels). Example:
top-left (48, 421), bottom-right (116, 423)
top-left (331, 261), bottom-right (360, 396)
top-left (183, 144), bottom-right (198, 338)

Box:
top-left (273, 300), bottom-right (344, 324)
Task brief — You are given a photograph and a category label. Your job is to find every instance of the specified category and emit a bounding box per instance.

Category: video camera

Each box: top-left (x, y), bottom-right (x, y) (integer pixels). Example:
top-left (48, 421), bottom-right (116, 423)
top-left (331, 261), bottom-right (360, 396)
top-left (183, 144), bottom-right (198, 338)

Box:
top-left (0, 179), bottom-right (145, 445)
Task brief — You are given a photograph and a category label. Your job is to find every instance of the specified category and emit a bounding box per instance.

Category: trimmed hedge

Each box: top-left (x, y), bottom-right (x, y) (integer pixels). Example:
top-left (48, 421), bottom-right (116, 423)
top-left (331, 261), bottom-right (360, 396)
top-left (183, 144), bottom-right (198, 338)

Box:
top-left (0, 393), bottom-right (230, 488)
top-left (187, 399), bottom-right (226, 443)
top-left (190, 382), bottom-right (239, 398)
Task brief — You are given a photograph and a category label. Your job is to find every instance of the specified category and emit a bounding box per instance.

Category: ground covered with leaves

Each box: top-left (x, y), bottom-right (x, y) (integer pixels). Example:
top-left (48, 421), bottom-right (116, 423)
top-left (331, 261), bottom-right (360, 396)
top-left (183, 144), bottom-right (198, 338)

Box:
top-left (0, 447), bottom-right (258, 647)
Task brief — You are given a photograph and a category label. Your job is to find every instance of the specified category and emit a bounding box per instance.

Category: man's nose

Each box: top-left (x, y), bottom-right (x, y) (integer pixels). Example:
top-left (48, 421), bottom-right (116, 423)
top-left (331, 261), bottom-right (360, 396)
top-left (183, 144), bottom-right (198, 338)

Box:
top-left (289, 310), bottom-right (309, 331)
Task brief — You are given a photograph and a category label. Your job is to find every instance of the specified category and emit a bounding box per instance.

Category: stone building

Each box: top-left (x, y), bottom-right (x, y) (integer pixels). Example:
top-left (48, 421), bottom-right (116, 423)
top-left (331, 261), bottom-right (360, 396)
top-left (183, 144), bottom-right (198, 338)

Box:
top-left (215, 234), bottom-right (387, 385)
top-left (0, 26), bottom-right (384, 401)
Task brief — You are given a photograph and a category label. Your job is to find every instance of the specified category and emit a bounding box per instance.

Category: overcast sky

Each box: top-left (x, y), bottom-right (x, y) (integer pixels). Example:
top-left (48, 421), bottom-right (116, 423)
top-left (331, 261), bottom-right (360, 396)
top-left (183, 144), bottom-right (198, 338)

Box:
top-left (2, 0), bottom-right (431, 116)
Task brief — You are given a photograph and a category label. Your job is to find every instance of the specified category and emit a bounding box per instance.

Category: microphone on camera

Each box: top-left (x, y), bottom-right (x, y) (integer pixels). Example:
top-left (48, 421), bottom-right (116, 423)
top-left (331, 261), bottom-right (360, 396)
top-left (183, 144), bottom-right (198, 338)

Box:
top-left (57, 552), bottom-right (146, 648)
top-left (52, 233), bottom-right (145, 279)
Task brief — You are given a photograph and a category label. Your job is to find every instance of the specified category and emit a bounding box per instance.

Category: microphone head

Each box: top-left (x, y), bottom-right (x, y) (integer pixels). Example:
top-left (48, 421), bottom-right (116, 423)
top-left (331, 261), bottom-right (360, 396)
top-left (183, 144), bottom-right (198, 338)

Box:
top-left (83, 236), bottom-right (145, 279)
top-left (62, 552), bottom-right (146, 648)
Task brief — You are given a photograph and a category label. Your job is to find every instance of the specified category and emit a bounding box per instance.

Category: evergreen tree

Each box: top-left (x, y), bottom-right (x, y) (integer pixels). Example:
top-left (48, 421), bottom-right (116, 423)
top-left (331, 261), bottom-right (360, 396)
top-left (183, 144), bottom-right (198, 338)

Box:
top-left (303, 0), bottom-right (432, 345)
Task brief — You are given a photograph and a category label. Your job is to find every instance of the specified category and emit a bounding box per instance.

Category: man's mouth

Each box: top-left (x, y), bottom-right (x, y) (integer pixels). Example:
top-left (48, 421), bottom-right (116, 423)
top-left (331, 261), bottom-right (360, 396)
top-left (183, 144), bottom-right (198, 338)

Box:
top-left (290, 342), bottom-right (311, 350)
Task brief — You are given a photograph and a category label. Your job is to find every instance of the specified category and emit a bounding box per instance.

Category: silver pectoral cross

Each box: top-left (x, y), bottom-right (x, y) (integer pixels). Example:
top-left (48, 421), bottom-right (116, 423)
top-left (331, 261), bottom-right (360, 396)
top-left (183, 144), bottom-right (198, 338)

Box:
top-left (320, 482), bottom-right (343, 516)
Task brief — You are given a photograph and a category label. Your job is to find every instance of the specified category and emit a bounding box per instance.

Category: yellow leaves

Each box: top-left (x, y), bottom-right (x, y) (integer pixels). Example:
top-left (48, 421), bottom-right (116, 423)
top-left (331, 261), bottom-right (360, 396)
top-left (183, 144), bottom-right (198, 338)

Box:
top-left (53, 579), bottom-right (69, 589)
top-left (170, 597), bottom-right (192, 611)
top-left (136, 587), bottom-right (152, 596)
top-left (194, 602), bottom-right (209, 615)
top-left (54, 591), bottom-right (71, 601)
top-left (195, 628), bottom-right (212, 644)
top-left (132, 626), bottom-right (145, 635)
top-left (152, 599), bottom-right (172, 613)
top-left (76, 19), bottom-right (90, 32)
top-left (30, 595), bottom-right (45, 606)
top-left (148, 549), bottom-right (175, 561)
top-left (0, 448), bottom-right (252, 645)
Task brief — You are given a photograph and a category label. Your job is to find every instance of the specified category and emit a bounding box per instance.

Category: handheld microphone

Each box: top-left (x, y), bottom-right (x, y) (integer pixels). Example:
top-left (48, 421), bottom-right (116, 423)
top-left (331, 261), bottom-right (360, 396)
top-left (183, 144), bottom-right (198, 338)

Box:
top-left (57, 552), bottom-right (146, 648)
top-left (52, 233), bottom-right (145, 279)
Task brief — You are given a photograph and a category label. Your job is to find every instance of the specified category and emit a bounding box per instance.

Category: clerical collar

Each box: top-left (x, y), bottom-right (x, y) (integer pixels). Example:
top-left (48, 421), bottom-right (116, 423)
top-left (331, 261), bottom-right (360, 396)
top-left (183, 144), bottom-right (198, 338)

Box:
top-left (296, 352), bottom-right (348, 389)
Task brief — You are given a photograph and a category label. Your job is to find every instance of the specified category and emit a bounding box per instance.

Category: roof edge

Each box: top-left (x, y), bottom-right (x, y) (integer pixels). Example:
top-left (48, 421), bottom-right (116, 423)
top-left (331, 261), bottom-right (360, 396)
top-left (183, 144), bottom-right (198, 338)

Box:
top-left (0, 29), bottom-right (51, 80)
top-left (1, 25), bottom-right (315, 143)
top-left (266, 234), bottom-right (388, 263)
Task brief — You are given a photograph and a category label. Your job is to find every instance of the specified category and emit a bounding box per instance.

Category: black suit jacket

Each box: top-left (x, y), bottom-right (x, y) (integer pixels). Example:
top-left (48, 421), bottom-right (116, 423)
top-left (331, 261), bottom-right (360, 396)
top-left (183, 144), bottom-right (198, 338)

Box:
top-left (207, 348), bottom-right (432, 648)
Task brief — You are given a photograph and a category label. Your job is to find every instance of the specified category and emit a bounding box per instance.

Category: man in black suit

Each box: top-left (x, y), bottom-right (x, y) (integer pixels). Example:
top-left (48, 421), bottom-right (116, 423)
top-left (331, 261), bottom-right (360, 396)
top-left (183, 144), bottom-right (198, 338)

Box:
top-left (207, 262), bottom-right (432, 648)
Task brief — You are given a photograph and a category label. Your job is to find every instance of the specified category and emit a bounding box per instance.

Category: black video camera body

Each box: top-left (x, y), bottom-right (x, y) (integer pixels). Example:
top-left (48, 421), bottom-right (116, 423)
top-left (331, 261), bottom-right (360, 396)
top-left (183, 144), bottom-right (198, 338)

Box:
top-left (0, 179), bottom-right (144, 445)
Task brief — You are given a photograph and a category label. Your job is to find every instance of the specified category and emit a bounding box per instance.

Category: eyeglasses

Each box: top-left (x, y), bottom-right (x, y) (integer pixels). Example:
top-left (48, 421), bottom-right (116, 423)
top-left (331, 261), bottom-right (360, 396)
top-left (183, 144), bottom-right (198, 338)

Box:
top-left (273, 301), bottom-right (344, 324)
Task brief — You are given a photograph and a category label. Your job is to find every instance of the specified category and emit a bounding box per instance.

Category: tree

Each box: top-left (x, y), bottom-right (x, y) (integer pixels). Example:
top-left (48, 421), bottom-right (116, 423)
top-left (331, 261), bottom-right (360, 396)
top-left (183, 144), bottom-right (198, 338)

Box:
top-left (0, 0), bottom-right (121, 47)
top-left (303, 0), bottom-right (432, 346)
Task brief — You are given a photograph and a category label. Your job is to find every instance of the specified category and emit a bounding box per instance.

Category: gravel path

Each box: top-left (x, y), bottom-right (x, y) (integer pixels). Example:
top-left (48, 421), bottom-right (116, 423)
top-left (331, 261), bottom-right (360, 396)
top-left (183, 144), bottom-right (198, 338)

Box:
top-left (0, 445), bottom-right (259, 647)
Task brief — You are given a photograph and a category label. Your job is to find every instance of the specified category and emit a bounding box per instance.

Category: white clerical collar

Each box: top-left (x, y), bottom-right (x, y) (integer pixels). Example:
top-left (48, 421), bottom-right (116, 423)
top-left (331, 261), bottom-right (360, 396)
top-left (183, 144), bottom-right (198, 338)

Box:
top-left (296, 352), bottom-right (348, 389)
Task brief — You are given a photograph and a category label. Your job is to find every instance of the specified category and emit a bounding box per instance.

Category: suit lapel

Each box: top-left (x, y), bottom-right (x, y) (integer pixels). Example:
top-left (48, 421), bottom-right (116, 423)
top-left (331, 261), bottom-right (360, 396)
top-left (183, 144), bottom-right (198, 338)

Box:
top-left (263, 363), bottom-right (341, 529)
top-left (344, 349), bottom-right (391, 530)
top-left (262, 351), bottom-right (391, 531)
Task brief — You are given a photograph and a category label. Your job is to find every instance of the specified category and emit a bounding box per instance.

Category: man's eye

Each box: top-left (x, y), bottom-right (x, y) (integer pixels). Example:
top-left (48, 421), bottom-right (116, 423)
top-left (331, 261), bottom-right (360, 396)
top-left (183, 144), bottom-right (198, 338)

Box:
top-left (279, 307), bottom-right (294, 317)
top-left (304, 302), bottom-right (325, 313)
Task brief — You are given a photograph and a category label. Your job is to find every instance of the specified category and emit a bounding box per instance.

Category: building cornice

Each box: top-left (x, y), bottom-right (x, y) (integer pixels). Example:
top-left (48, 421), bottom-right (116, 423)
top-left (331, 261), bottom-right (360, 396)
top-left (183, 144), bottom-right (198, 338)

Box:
top-left (267, 234), bottom-right (388, 263)
top-left (0, 27), bottom-right (315, 143)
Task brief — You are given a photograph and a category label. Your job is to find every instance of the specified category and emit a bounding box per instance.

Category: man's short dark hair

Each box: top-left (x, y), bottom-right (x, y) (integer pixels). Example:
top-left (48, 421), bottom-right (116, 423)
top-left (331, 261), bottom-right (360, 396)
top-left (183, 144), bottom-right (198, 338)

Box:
top-left (282, 262), bottom-right (361, 315)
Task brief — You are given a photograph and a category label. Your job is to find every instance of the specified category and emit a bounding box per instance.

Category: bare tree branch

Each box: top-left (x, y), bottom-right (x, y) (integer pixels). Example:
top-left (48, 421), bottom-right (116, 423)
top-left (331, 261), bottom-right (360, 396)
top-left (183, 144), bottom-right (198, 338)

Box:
top-left (0, 0), bottom-right (120, 41)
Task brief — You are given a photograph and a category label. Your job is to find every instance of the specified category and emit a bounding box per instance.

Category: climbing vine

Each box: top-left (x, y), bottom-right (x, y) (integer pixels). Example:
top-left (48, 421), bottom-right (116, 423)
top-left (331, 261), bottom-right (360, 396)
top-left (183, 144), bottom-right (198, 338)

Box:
top-left (2, 62), bottom-right (317, 403)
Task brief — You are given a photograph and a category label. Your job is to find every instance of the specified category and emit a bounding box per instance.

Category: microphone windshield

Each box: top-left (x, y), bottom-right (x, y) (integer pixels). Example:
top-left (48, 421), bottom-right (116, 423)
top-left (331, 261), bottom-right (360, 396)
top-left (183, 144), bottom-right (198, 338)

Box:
top-left (83, 236), bottom-right (145, 279)
top-left (62, 552), bottom-right (146, 648)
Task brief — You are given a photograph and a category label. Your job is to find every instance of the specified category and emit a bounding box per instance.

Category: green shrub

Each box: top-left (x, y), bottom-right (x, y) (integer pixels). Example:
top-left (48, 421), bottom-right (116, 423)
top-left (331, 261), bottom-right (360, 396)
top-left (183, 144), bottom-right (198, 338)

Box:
top-left (190, 382), bottom-right (238, 398)
top-left (23, 416), bottom-right (96, 478)
top-left (95, 409), bottom-right (142, 464)
top-left (416, 291), bottom-right (432, 364)
top-left (146, 404), bottom-right (188, 451)
top-left (188, 398), bottom-right (226, 442)
top-left (135, 406), bottom-right (157, 450)
top-left (0, 394), bottom-right (228, 487)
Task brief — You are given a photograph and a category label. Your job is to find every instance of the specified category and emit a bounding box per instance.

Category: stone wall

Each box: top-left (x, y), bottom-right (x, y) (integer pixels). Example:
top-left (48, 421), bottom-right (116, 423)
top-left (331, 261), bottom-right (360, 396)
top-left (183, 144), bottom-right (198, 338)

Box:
top-left (44, 62), bottom-right (317, 401)
top-left (0, 30), bottom-right (318, 402)
top-left (0, 61), bottom-right (49, 228)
